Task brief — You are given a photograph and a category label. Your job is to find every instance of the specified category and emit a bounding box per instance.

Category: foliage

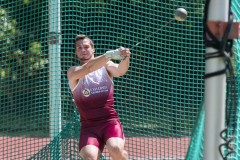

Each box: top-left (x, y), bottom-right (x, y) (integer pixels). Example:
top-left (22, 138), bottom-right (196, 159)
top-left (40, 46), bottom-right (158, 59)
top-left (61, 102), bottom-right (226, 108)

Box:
top-left (0, 1), bottom-right (49, 136)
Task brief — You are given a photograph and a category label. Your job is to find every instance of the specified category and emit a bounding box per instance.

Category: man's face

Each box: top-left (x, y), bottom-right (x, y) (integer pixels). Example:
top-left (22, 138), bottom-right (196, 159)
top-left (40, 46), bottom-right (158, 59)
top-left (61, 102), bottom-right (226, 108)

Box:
top-left (75, 39), bottom-right (94, 62)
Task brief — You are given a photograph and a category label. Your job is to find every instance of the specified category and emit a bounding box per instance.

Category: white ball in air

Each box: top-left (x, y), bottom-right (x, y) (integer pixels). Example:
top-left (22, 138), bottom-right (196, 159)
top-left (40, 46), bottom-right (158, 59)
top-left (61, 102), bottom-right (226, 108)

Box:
top-left (174, 8), bottom-right (188, 21)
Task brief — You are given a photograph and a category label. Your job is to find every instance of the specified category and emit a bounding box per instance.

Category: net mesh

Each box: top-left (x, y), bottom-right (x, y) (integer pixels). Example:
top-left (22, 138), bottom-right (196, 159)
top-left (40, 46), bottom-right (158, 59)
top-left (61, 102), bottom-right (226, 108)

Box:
top-left (0, 0), bottom-right (239, 159)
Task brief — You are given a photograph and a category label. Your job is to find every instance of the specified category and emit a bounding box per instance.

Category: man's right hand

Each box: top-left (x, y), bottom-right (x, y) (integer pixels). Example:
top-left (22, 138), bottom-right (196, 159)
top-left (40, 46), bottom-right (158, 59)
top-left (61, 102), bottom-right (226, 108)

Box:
top-left (104, 49), bottom-right (122, 60)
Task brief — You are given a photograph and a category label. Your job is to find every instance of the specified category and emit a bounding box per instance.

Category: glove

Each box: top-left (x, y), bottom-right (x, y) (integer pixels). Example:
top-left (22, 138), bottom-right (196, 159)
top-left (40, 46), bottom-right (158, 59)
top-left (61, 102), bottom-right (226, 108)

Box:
top-left (104, 49), bottom-right (122, 60)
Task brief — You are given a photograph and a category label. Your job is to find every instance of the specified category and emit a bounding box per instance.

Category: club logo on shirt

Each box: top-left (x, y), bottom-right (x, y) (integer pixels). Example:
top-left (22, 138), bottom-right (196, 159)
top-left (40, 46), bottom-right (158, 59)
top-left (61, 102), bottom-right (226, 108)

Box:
top-left (82, 89), bottom-right (90, 97)
top-left (82, 86), bottom-right (108, 97)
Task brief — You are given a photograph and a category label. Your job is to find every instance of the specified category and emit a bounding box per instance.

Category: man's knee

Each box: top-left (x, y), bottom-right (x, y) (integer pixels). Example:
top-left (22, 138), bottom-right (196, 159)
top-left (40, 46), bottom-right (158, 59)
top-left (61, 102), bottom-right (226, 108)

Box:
top-left (106, 138), bottom-right (128, 159)
top-left (122, 150), bottom-right (128, 159)
top-left (108, 145), bottom-right (128, 159)
top-left (80, 145), bottom-right (100, 160)
top-left (108, 144), bottom-right (122, 154)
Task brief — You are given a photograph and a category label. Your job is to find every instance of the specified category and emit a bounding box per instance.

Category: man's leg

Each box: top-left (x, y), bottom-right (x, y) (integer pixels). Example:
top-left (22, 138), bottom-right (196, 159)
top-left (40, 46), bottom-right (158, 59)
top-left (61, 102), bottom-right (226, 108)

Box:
top-left (106, 137), bottom-right (128, 160)
top-left (79, 127), bottom-right (103, 160)
top-left (80, 145), bottom-right (101, 160)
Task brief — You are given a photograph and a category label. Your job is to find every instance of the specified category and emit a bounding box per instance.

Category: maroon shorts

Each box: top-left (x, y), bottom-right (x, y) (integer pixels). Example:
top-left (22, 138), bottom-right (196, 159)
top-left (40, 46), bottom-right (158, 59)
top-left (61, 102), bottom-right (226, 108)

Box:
top-left (79, 119), bottom-right (124, 152)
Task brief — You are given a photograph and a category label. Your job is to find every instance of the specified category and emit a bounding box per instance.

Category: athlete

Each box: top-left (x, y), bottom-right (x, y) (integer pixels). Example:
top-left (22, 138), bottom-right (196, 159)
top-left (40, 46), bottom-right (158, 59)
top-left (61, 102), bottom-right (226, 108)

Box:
top-left (67, 34), bottom-right (131, 160)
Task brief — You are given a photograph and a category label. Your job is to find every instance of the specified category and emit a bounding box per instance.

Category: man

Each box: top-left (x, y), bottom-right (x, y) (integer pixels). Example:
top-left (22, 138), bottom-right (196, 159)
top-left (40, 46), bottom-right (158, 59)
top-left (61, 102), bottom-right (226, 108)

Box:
top-left (67, 34), bottom-right (131, 160)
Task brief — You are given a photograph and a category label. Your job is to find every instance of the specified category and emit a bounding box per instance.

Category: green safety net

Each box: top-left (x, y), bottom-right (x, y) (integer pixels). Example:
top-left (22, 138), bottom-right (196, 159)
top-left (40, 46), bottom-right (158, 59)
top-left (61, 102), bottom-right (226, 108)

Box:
top-left (0, 0), bottom-right (239, 159)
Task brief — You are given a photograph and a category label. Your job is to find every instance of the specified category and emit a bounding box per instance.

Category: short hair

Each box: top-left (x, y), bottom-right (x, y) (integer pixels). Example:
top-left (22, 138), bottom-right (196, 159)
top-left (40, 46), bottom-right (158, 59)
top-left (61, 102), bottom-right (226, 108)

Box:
top-left (75, 34), bottom-right (94, 48)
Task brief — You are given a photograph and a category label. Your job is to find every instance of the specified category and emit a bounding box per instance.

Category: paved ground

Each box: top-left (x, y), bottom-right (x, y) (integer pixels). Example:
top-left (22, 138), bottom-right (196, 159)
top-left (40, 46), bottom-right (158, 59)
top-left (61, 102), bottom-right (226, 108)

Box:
top-left (0, 136), bottom-right (190, 160)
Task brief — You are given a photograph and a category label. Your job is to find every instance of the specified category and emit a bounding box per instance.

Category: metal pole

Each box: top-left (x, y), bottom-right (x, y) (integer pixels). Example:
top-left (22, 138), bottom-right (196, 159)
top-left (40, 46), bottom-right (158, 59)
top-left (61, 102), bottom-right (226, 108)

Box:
top-left (49, 0), bottom-right (61, 140)
top-left (204, 0), bottom-right (229, 159)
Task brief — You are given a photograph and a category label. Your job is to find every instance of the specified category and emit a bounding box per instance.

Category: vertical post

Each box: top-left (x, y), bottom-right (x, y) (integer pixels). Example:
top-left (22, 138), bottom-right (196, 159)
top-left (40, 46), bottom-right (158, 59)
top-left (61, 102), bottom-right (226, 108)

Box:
top-left (49, 0), bottom-right (62, 159)
top-left (49, 0), bottom-right (61, 140)
top-left (232, 2), bottom-right (240, 159)
top-left (204, 0), bottom-right (229, 159)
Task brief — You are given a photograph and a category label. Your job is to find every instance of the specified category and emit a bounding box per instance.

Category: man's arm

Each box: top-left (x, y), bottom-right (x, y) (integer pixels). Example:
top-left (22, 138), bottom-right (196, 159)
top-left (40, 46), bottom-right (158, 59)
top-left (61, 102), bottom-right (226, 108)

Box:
top-left (106, 47), bottom-right (131, 77)
top-left (67, 47), bottom-right (130, 90)
top-left (67, 55), bottom-right (109, 82)
top-left (106, 56), bottom-right (130, 77)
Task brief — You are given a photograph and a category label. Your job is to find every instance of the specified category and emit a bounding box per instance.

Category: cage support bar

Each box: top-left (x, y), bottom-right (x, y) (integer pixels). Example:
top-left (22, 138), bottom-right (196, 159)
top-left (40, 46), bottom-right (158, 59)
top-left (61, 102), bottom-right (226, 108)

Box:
top-left (204, 0), bottom-right (229, 159)
top-left (49, 0), bottom-right (62, 140)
